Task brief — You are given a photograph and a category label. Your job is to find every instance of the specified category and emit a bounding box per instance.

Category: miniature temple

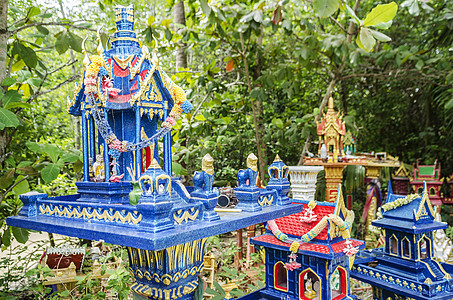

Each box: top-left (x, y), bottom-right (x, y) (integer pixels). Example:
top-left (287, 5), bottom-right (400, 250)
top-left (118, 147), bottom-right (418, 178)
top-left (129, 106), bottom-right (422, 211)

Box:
top-left (316, 95), bottom-right (346, 161)
top-left (392, 163), bottom-right (411, 195)
top-left (238, 185), bottom-right (365, 300)
top-left (351, 182), bottom-right (453, 299)
top-left (411, 160), bottom-right (453, 205)
top-left (6, 5), bottom-right (304, 300)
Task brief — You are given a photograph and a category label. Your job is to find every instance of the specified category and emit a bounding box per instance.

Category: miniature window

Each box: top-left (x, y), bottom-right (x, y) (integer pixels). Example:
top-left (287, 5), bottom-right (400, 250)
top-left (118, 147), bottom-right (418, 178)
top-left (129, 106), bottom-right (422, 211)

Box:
top-left (390, 235), bottom-right (398, 255)
top-left (419, 236), bottom-right (431, 259)
top-left (282, 167), bottom-right (289, 178)
top-left (273, 169), bottom-right (279, 179)
top-left (429, 187), bottom-right (436, 196)
top-left (417, 187), bottom-right (423, 194)
top-left (402, 237), bottom-right (411, 259)
top-left (299, 269), bottom-right (320, 300)
top-left (274, 262), bottom-right (288, 292)
top-left (331, 267), bottom-right (347, 300)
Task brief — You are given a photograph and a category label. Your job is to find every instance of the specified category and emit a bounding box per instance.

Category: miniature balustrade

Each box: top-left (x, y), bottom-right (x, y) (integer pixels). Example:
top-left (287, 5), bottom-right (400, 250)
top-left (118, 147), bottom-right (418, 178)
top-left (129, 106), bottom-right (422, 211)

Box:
top-left (287, 166), bottom-right (324, 201)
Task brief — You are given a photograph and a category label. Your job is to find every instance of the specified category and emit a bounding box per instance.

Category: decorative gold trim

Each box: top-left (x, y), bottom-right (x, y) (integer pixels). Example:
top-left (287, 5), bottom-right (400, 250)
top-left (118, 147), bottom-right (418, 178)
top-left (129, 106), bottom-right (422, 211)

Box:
top-left (267, 166), bottom-right (280, 179)
top-left (173, 207), bottom-right (199, 224)
top-left (156, 174), bottom-right (171, 195)
top-left (299, 268), bottom-right (321, 300)
top-left (419, 260), bottom-right (436, 278)
top-left (247, 153), bottom-right (258, 172)
top-left (389, 234), bottom-right (399, 256)
top-left (112, 54), bottom-right (135, 70)
top-left (202, 153), bottom-right (214, 175)
top-left (111, 37), bottom-right (138, 43)
top-left (258, 195), bottom-right (273, 207)
top-left (401, 236), bottom-right (411, 259)
top-left (39, 204), bottom-right (142, 224)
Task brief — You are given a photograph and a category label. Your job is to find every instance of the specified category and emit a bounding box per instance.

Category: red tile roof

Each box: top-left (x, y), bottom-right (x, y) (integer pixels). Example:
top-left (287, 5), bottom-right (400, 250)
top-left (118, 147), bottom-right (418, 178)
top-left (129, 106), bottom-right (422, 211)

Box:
top-left (253, 234), bottom-right (365, 256)
top-left (274, 203), bottom-right (335, 240)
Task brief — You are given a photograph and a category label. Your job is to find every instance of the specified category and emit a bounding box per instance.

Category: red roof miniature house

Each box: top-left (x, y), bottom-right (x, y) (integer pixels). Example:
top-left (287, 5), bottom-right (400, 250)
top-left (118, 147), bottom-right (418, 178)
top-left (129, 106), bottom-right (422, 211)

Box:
top-left (392, 163), bottom-right (411, 195)
top-left (411, 160), bottom-right (453, 205)
top-left (238, 185), bottom-right (365, 300)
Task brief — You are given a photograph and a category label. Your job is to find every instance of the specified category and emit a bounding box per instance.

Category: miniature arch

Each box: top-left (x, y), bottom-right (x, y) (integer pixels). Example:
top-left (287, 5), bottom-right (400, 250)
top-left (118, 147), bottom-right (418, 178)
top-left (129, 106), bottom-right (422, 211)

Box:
top-left (389, 234), bottom-right (398, 256)
top-left (268, 166), bottom-right (280, 179)
top-left (330, 265), bottom-right (347, 300)
top-left (418, 234), bottom-right (432, 260)
top-left (299, 267), bottom-right (321, 300)
top-left (273, 261), bottom-right (288, 292)
top-left (429, 187), bottom-right (436, 196)
top-left (156, 174), bottom-right (171, 195)
top-left (282, 165), bottom-right (289, 178)
top-left (401, 236), bottom-right (411, 259)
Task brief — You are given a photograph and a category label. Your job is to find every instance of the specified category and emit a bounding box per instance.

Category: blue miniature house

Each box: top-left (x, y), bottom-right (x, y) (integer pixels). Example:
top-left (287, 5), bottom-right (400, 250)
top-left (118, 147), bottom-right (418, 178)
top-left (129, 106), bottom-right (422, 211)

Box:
top-left (351, 182), bottom-right (453, 299)
top-left (239, 185), bottom-right (365, 300)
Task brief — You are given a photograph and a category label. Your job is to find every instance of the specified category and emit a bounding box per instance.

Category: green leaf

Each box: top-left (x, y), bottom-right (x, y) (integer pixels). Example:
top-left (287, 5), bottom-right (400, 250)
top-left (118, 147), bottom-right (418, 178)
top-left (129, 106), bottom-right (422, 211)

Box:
top-left (2, 227), bottom-right (11, 247)
top-left (165, 29), bottom-right (173, 41)
top-left (2, 90), bottom-right (22, 109)
top-left (2, 77), bottom-right (16, 86)
top-left (345, 4), bottom-right (360, 24)
top-left (26, 141), bottom-right (43, 154)
top-left (200, 0), bottom-right (211, 17)
top-left (363, 2), bottom-right (398, 27)
top-left (12, 175), bottom-right (30, 195)
top-left (11, 226), bottom-right (29, 244)
top-left (43, 144), bottom-right (62, 163)
top-left (68, 32), bottom-right (83, 52)
top-left (18, 45), bottom-right (38, 68)
top-left (0, 169), bottom-right (15, 189)
top-left (272, 118), bottom-right (284, 128)
top-left (357, 28), bottom-right (376, 52)
top-left (374, 20), bottom-right (393, 30)
top-left (36, 25), bottom-right (49, 35)
top-left (172, 162), bottom-right (188, 176)
top-left (368, 28), bottom-right (391, 42)
top-left (55, 31), bottom-right (69, 54)
top-left (0, 107), bottom-right (20, 128)
top-left (59, 152), bottom-right (80, 164)
top-left (445, 98), bottom-right (453, 110)
top-left (41, 163), bottom-right (60, 183)
top-left (313, 0), bottom-right (340, 18)
top-left (27, 6), bottom-right (41, 18)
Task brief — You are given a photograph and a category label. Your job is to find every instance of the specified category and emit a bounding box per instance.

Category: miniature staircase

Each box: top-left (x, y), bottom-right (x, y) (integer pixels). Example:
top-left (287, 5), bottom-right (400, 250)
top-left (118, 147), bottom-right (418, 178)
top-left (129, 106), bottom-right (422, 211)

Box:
top-left (424, 260), bottom-right (445, 280)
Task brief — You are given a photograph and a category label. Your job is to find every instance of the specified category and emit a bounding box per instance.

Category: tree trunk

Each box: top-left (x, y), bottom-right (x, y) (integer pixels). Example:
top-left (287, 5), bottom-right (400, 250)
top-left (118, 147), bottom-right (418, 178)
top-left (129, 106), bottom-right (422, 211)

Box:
top-left (0, 0), bottom-right (9, 165)
top-left (298, 0), bottom-right (361, 164)
top-left (174, 1), bottom-right (187, 70)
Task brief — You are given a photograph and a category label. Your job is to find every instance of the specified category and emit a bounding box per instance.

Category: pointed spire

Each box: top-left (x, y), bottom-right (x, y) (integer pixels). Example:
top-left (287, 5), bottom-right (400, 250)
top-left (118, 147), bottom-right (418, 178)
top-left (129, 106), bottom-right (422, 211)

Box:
top-left (328, 92), bottom-right (334, 109)
top-left (274, 154), bottom-right (282, 162)
top-left (149, 158), bottom-right (161, 169)
top-left (422, 181), bottom-right (427, 195)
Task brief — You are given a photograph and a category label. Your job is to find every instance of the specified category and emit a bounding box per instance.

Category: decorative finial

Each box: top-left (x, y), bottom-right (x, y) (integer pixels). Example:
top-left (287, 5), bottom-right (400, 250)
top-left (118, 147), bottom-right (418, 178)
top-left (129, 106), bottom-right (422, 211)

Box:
top-left (328, 93), bottom-right (334, 109)
top-left (247, 153), bottom-right (258, 172)
top-left (149, 158), bottom-right (161, 169)
top-left (96, 26), bottom-right (104, 55)
top-left (202, 153), bottom-right (214, 176)
top-left (81, 37), bottom-right (91, 68)
top-left (274, 154), bottom-right (282, 162)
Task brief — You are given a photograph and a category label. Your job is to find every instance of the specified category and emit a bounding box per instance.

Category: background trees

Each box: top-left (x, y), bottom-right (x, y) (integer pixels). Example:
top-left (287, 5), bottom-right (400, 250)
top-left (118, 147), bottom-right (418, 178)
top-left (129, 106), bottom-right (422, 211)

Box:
top-left (0, 0), bottom-right (452, 243)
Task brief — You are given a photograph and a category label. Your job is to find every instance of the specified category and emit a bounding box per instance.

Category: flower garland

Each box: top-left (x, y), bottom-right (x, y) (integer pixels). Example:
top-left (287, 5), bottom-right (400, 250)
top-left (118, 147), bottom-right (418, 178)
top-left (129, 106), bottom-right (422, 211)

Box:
top-left (82, 54), bottom-right (192, 157)
top-left (267, 202), bottom-right (357, 270)
top-left (376, 193), bottom-right (418, 219)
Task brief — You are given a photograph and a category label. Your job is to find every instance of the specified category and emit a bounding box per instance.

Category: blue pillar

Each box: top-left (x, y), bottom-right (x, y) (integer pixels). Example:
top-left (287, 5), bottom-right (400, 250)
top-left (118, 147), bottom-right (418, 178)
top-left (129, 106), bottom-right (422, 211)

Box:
top-left (163, 101), bottom-right (172, 175)
top-left (104, 109), bottom-right (110, 182)
top-left (89, 116), bottom-right (96, 162)
top-left (81, 109), bottom-right (89, 182)
top-left (135, 107), bottom-right (141, 181)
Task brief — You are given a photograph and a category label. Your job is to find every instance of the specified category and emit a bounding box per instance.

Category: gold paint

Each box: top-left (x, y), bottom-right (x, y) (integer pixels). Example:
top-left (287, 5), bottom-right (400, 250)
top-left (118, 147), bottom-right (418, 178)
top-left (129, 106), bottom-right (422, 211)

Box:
top-left (273, 154), bottom-right (282, 162)
top-left (112, 54), bottom-right (134, 70)
top-left (173, 208), bottom-right (199, 224)
top-left (420, 260), bottom-right (436, 278)
top-left (202, 153), bottom-right (214, 175)
top-left (247, 153), bottom-right (258, 172)
top-left (156, 174), bottom-right (171, 195)
top-left (39, 204), bottom-right (142, 224)
top-left (267, 166), bottom-right (280, 179)
top-left (142, 102), bottom-right (163, 108)
top-left (258, 195), bottom-right (273, 207)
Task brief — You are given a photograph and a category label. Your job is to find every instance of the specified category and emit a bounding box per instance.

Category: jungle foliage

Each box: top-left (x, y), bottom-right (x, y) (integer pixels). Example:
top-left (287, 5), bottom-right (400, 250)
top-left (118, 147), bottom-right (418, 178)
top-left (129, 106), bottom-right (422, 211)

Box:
top-left (0, 0), bottom-right (452, 292)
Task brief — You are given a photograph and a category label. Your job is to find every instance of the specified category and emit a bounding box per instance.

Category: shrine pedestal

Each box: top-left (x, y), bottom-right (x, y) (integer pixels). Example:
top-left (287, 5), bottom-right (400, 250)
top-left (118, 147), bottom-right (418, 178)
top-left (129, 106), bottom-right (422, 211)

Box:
top-left (288, 166), bottom-right (323, 201)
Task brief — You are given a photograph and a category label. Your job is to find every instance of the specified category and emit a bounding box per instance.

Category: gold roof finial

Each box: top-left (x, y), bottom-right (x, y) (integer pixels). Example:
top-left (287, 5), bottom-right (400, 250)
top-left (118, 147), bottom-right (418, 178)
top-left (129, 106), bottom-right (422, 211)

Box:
top-left (202, 153), bottom-right (214, 175)
top-left (247, 153), bottom-right (258, 172)
top-left (149, 158), bottom-right (161, 169)
top-left (328, 92), bottom-right (334, 110)
top-left (81, 37), bottom-right (91, 68)
top-left (274, 154), bottom-right (282, 162)
top-left (96, 26), bottom-right (105, 55)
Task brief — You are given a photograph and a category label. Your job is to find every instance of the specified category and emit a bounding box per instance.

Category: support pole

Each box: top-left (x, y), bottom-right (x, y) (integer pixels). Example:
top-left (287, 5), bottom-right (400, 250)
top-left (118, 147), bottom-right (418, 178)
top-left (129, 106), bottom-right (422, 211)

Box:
top-left (81, 110), bottom-right (89, 182)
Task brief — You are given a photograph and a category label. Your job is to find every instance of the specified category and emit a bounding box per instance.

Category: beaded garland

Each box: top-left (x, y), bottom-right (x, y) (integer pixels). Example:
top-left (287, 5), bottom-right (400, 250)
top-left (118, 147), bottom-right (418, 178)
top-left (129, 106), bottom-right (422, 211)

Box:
top-left (83, 54), bottom-right (192, 153)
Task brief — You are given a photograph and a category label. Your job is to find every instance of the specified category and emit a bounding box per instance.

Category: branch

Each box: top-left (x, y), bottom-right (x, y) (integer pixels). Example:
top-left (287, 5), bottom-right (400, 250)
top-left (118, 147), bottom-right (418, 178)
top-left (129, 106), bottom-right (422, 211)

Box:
top-left (10, 21), bottom-right (96, 35)
top-left (329, 16), bottom-right (347, 33)
top-left (29, 74), bottom-right (79, 102)
top-left (49, 59), bottom-right (78, 75)
top-left (190, 92), bottom-right (211, 121)
top-left (0, 175), bottom-right (29, 204)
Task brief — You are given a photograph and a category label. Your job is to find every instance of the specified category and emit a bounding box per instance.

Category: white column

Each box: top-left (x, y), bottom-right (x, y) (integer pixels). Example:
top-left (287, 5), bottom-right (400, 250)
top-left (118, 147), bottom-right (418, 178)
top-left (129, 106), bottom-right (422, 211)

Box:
top-left (288, 166), bottom-right (324, 201)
